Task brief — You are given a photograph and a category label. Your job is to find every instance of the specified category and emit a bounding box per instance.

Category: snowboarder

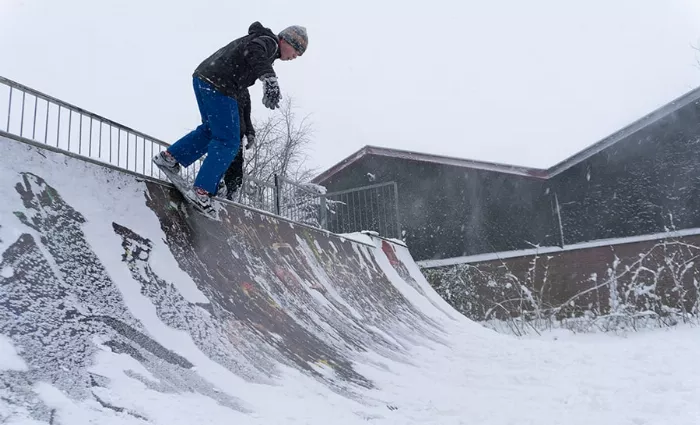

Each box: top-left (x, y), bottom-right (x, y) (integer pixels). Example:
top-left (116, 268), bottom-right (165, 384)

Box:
top-left (153, 21), bottom-right (308, 213)
top-left (219, 87), bottom-right (255, 200)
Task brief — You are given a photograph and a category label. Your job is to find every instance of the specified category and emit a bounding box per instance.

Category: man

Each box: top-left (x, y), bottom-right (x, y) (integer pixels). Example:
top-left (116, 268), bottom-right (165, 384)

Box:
top-left (153, 21), bottom-right (307, 212)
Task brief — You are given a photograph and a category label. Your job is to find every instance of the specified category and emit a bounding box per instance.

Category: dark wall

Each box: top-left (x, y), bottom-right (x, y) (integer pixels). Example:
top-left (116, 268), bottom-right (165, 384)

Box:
top-left (320, 156), bottom-right (558, 261)
top-left (553, 100), bottom-right (700, 244)
top-left (317, 99), bottom-right (700, 262)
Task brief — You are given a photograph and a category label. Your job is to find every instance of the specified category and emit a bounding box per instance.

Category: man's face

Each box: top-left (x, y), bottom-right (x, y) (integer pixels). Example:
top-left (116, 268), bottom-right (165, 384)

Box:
top-left (279, 39), bottom-right (300, 61)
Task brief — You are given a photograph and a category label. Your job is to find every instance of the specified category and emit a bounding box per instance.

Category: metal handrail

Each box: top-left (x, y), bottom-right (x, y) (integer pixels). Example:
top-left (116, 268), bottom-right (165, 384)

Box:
top-left (319, 181), bottom-right (402, 239)
top-left (0, 76), bottom-right (167, 147)
top-left (0, 75), bottom-right (292, 218)
top-left (1, 75), bottom-right (175, 181)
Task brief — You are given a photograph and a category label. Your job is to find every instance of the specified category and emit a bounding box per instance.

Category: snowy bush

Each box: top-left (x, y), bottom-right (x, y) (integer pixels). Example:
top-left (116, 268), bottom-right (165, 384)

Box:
top-left (423, 236), bottom-right (700, 334)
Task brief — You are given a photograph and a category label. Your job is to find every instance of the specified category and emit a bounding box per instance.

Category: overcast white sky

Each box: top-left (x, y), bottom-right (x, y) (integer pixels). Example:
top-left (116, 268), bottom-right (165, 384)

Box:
top-left (1, 0), bottom-right (699, 175)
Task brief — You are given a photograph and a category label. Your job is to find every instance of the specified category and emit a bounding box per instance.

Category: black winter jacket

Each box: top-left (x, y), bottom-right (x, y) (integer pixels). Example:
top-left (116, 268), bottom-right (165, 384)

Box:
top-left (237, 88), bottom-right (254, 139)
top-left (193, 21), bottom-right (279, 99)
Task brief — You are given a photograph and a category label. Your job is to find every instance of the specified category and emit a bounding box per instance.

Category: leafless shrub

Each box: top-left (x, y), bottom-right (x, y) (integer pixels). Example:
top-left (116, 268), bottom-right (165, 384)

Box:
top-left (425, 235), bottom-right (700, 335)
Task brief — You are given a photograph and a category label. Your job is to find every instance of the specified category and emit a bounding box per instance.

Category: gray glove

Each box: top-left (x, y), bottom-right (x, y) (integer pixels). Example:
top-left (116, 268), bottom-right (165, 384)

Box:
top-left (260, 76), bottom-right (281, 109)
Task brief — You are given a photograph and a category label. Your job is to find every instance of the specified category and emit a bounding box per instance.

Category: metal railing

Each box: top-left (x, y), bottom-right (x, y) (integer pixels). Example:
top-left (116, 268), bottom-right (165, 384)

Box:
top-left (277, 175), bottom-right (325, 227)
top-left (0, 76), bottom-right (268, 214)
top-left (0, 76), bottom-right (401, 238)
top-left (0, 76), bottom-right (183, 181)
top-left (320, 182), bottom-right (402, 239)
top-left (227, 173), bottom-right (278, 214)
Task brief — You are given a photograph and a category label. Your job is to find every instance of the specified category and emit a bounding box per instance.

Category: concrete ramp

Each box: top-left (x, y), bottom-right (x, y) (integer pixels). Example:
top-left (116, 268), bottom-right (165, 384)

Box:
top-left (0, 135), bottom-right (464, 424)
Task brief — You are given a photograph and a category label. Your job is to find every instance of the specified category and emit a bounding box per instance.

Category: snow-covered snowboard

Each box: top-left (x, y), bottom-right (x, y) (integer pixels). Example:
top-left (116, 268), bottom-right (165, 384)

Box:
top-left (153, 161), bottom-right (220, 219)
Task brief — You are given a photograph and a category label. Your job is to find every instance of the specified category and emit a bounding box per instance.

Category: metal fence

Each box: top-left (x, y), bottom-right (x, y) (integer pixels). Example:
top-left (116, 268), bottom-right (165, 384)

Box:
top-left (0, 75), bottom-right (282, 213)
top-left (0, 75), bottom-right (401, 238)
top-left (320, 182), bottom-right (402, 239)
top-left (0, 75), bottom-right (183, 180)
top-left (276, 175), bottom-right (324, 227)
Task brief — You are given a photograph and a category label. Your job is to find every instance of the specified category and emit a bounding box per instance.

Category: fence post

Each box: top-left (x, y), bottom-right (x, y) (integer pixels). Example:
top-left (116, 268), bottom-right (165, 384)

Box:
top-left (319, 196), bottom-right (327, 230)
top-left (274, 174), bottom-right (282, 215)
top-left (392, 182), bottom-right (402, 239)
top-left (6, 86), bottom-right (13, 131)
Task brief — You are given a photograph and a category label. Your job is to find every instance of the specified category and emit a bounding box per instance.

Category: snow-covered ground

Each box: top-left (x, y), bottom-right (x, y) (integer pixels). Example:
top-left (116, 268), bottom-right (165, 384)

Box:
top-left (2, 135), bottom-right (700, 425)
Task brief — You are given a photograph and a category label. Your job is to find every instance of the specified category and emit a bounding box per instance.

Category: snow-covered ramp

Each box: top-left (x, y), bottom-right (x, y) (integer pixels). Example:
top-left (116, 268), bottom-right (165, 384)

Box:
top-left (3, 135), bottom-right (700, 425)
top-left (0, 136), bottom-right (463, 424)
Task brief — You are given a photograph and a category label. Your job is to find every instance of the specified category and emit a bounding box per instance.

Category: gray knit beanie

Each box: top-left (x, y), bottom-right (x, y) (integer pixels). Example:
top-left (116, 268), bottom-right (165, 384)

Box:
top-left (279, 25), bottom-right (308, 55)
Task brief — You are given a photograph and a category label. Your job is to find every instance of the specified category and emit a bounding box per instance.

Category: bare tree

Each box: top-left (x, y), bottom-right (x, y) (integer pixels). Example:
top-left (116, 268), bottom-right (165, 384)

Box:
top-left (244, 96), bottom-right (316, 183)
top-left (231, 96), bottom-right (324, 221)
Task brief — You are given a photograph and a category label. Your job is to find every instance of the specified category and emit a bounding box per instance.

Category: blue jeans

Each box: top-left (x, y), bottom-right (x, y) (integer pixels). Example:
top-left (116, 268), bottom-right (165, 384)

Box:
top-left (167, 77), bottom-right (240, 194)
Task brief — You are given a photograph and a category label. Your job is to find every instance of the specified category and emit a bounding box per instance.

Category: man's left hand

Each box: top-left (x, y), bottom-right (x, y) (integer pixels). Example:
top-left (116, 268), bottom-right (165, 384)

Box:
top-left (245, 133), bottom-right (256, 149)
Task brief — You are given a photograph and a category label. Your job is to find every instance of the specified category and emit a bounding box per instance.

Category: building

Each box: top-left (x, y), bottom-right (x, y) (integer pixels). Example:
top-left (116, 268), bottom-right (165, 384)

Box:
top-left (312, 86), bottom-right (700, 262)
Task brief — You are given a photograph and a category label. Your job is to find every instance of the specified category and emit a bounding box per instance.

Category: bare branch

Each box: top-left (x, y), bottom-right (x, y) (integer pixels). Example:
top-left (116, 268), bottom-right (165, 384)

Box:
top-left (244, 95), bottom-right (315, 183)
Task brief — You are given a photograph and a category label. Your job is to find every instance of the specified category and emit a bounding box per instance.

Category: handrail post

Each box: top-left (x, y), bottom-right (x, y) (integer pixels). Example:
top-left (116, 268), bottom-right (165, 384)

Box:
top-left (319, 196), bottom-right (327, 230)
top-left (393, 181), bottom-right (401, 239)
top-left (274, 174), bottom-right (281, 215)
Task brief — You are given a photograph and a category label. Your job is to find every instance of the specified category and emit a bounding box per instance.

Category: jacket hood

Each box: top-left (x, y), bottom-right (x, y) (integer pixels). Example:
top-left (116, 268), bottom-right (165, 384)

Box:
top-left (248, 21), bottom-right (278, 40)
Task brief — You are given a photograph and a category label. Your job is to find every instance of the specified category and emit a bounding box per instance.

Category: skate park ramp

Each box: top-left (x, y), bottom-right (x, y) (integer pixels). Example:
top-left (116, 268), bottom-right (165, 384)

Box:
top-left (0, 135), bottom-right (466, 424)
top-left (4, 135), bottom-right (700, 425)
